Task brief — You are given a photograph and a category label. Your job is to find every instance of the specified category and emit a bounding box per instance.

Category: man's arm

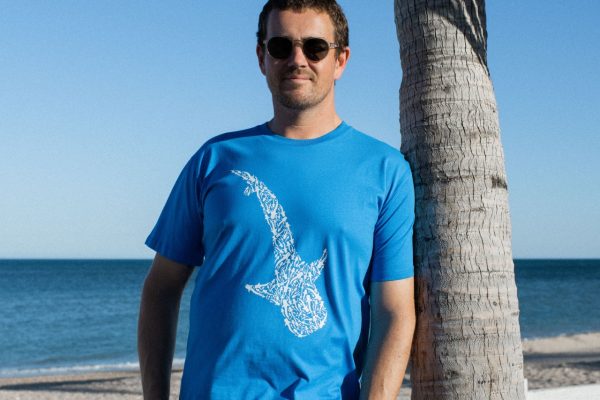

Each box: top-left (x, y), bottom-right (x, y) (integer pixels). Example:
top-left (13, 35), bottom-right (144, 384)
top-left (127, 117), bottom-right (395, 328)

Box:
top-left (360, 278), bottom-right (416, 400)
top-left (138, 253), bottom-right (194, 400)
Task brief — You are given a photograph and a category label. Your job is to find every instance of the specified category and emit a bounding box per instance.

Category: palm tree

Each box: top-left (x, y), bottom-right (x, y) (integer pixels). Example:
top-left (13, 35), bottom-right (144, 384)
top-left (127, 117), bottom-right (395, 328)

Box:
top-left (394, 0), bottom-right (526, 398)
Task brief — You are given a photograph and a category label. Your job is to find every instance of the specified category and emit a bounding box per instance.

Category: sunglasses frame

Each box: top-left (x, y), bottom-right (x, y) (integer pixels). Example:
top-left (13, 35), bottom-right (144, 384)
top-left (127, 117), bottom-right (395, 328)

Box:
top-left (263, 37), bottom-right (340, 62)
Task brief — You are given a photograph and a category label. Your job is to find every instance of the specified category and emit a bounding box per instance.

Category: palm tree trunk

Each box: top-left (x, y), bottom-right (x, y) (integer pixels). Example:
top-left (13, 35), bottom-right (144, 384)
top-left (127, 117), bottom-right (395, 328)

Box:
top-left (394, 1), bottom-right (526, 398)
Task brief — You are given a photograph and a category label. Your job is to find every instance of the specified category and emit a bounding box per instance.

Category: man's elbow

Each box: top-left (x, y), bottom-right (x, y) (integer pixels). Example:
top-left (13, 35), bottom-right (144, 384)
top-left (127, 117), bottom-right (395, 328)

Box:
top-left (391, 308), bottom-right (416, 339)
top-left (374, 301), bottom-right (416, 328)
top-left (404, 306), bottom-right (416, 329)
top-left (371, 308), bottom-right (416, 347)
top-left (389, 298), bottom-right (416, 346)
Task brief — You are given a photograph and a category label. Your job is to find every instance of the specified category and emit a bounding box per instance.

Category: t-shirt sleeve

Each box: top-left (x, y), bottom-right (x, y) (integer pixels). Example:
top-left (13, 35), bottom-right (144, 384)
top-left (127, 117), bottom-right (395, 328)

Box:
top-left (370, 156), bottom-right (415, 281)
top-left (145, 152), bottom-right (205, 267)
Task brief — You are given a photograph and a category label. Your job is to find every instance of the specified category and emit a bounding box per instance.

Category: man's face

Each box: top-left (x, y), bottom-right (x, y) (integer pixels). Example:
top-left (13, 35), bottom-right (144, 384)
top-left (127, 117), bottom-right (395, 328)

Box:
top-left (257, 8), bottom-right (349, 111)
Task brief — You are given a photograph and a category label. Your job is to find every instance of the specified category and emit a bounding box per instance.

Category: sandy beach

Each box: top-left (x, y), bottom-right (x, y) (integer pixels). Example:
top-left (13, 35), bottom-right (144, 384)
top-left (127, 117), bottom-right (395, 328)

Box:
top-left (1, 332), bottom-right (599, 399)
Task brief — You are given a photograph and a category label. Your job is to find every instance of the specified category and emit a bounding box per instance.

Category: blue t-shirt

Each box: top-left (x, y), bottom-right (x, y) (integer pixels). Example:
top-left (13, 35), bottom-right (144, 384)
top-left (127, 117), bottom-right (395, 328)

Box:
top-left (146, 122), bottom-right (414, 399)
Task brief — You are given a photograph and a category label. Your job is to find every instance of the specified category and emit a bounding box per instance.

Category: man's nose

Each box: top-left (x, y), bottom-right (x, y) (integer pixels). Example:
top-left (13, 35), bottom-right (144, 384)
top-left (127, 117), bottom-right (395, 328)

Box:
top-left (287, 42), bottom-right (308, 66)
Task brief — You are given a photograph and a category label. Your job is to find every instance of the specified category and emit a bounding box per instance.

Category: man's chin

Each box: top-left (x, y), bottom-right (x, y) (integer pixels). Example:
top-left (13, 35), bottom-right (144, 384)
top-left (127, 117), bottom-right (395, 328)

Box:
top-left (276, 94), bottom-right (316, 111)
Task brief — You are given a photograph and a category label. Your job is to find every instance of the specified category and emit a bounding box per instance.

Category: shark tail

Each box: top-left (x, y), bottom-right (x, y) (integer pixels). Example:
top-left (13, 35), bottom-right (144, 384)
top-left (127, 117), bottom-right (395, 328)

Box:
top-left (231, 170), bottom-right (257, 196)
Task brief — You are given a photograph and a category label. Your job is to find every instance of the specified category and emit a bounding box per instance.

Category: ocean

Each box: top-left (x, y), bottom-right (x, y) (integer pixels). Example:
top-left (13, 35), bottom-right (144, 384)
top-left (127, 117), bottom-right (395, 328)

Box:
top-left (0, 259), bottom-right (598, 378)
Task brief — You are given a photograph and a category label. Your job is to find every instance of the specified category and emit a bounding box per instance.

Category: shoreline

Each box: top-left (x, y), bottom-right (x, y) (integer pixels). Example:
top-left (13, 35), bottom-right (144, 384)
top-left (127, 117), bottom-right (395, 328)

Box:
top-left (4, 331), bottom-right (597, 380)
top-left (1, 332), bottom-right (599, 399)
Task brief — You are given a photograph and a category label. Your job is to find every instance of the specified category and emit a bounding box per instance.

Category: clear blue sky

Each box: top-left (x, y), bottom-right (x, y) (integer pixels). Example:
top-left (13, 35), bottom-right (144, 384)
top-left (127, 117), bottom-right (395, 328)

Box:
top-left (1, 1), bottom-right (598, 259)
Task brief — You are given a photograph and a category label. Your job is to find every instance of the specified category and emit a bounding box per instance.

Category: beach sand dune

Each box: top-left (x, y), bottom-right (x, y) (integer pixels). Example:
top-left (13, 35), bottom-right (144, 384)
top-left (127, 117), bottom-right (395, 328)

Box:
top-left (1, 333), bottom-right (599, 399)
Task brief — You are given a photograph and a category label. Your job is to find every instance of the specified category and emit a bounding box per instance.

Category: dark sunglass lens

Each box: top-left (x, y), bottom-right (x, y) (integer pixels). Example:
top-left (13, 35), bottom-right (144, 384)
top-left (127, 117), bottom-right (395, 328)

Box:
top-left (304, 38), bottom-right (330, 61)
top-left (267, 37), bottom-right (292, 59)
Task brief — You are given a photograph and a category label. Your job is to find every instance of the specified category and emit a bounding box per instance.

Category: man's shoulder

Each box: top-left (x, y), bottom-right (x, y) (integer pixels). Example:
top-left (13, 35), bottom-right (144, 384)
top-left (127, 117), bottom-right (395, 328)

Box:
top-left (203, 124), bottom-right (265, 148)
top-left (187, 124), bottom-right (265, 161)
top-left (346, 124), bottom-right (411, 169)
top-left (174, 125), bottom-right (265, 176)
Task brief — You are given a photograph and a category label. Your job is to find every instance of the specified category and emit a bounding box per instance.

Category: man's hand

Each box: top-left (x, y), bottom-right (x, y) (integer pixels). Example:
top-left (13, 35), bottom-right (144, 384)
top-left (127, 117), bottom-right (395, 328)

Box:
top-left (360, 278), bottom-right (416, 400)
top-left (138, 253), bottom-right (193, 400)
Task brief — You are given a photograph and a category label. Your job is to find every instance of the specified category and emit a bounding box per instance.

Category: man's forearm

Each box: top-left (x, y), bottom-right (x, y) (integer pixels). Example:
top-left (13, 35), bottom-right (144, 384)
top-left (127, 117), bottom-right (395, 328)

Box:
top-left (138, 274), bottom-right (183, 400)
top-left (360, 314), bottom-right (415, 399)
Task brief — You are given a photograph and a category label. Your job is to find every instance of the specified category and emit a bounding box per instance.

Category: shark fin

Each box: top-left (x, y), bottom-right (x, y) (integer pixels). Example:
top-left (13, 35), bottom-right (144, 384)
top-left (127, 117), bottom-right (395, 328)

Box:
top-left (307, 249), bottom-right (327, 282)
top-left (245, 281), bottom-right (280, 306)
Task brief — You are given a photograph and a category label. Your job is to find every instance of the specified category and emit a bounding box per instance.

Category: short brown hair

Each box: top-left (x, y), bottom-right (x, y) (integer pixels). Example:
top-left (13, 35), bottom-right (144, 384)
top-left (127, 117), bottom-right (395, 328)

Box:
top-left (257, 0), bottom-right (349, 49)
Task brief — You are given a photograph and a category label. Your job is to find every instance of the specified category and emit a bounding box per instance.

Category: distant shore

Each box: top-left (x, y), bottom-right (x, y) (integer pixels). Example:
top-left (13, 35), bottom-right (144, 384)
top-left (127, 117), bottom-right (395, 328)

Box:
top-left (1, 332), bottom-right (599, 399)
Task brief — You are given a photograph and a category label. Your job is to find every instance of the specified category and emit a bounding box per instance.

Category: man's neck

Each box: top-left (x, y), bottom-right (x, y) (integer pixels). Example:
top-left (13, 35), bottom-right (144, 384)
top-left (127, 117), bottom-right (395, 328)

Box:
top-left (268, 105), bottom-right (342, 140)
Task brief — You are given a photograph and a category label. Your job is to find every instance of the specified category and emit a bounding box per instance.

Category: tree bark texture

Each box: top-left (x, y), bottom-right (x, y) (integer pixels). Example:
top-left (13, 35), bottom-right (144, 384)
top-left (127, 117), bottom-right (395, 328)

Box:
top-left (394, 1), bottom-right (526, 398)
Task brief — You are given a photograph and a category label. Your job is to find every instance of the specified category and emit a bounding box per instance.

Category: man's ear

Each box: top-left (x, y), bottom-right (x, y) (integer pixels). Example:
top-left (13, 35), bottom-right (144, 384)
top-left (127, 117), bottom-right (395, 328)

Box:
top-left (257, 44), bottom-right (266, 75)
top-left (334, 46), bottom-right (351, 81)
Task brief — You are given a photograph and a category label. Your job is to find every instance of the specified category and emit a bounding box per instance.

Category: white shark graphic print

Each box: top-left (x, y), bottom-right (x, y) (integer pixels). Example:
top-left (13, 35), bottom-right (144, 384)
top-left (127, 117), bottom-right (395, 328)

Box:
top-left (231, 170), bottom-right (328, 338)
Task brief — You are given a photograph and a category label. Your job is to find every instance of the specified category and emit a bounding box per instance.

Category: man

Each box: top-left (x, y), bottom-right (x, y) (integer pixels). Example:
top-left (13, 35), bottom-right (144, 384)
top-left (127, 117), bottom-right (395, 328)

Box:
top-left (138, 1), bottom-right (415, 399)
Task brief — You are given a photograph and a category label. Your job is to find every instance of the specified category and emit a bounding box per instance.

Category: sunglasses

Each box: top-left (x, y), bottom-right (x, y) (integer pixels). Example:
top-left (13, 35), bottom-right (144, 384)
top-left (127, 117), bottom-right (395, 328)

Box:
top-left (263, 37), bottom-right (339, 62)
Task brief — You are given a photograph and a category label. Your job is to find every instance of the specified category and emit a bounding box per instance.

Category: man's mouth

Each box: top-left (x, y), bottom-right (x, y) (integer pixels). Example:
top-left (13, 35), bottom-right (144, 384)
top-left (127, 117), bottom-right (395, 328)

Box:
top-left (283, 74), bottom-right (312, 81)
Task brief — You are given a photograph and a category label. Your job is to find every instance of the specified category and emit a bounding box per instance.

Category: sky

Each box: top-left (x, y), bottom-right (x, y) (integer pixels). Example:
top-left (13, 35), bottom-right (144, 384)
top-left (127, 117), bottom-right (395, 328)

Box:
top-left (0, 1), bottom-right (598, 259)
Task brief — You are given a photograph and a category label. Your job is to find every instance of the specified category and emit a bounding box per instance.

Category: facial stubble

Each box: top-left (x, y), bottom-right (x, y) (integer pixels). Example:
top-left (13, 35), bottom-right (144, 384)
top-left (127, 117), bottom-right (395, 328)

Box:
top-left (269, 67), bottom-right (331, 111)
